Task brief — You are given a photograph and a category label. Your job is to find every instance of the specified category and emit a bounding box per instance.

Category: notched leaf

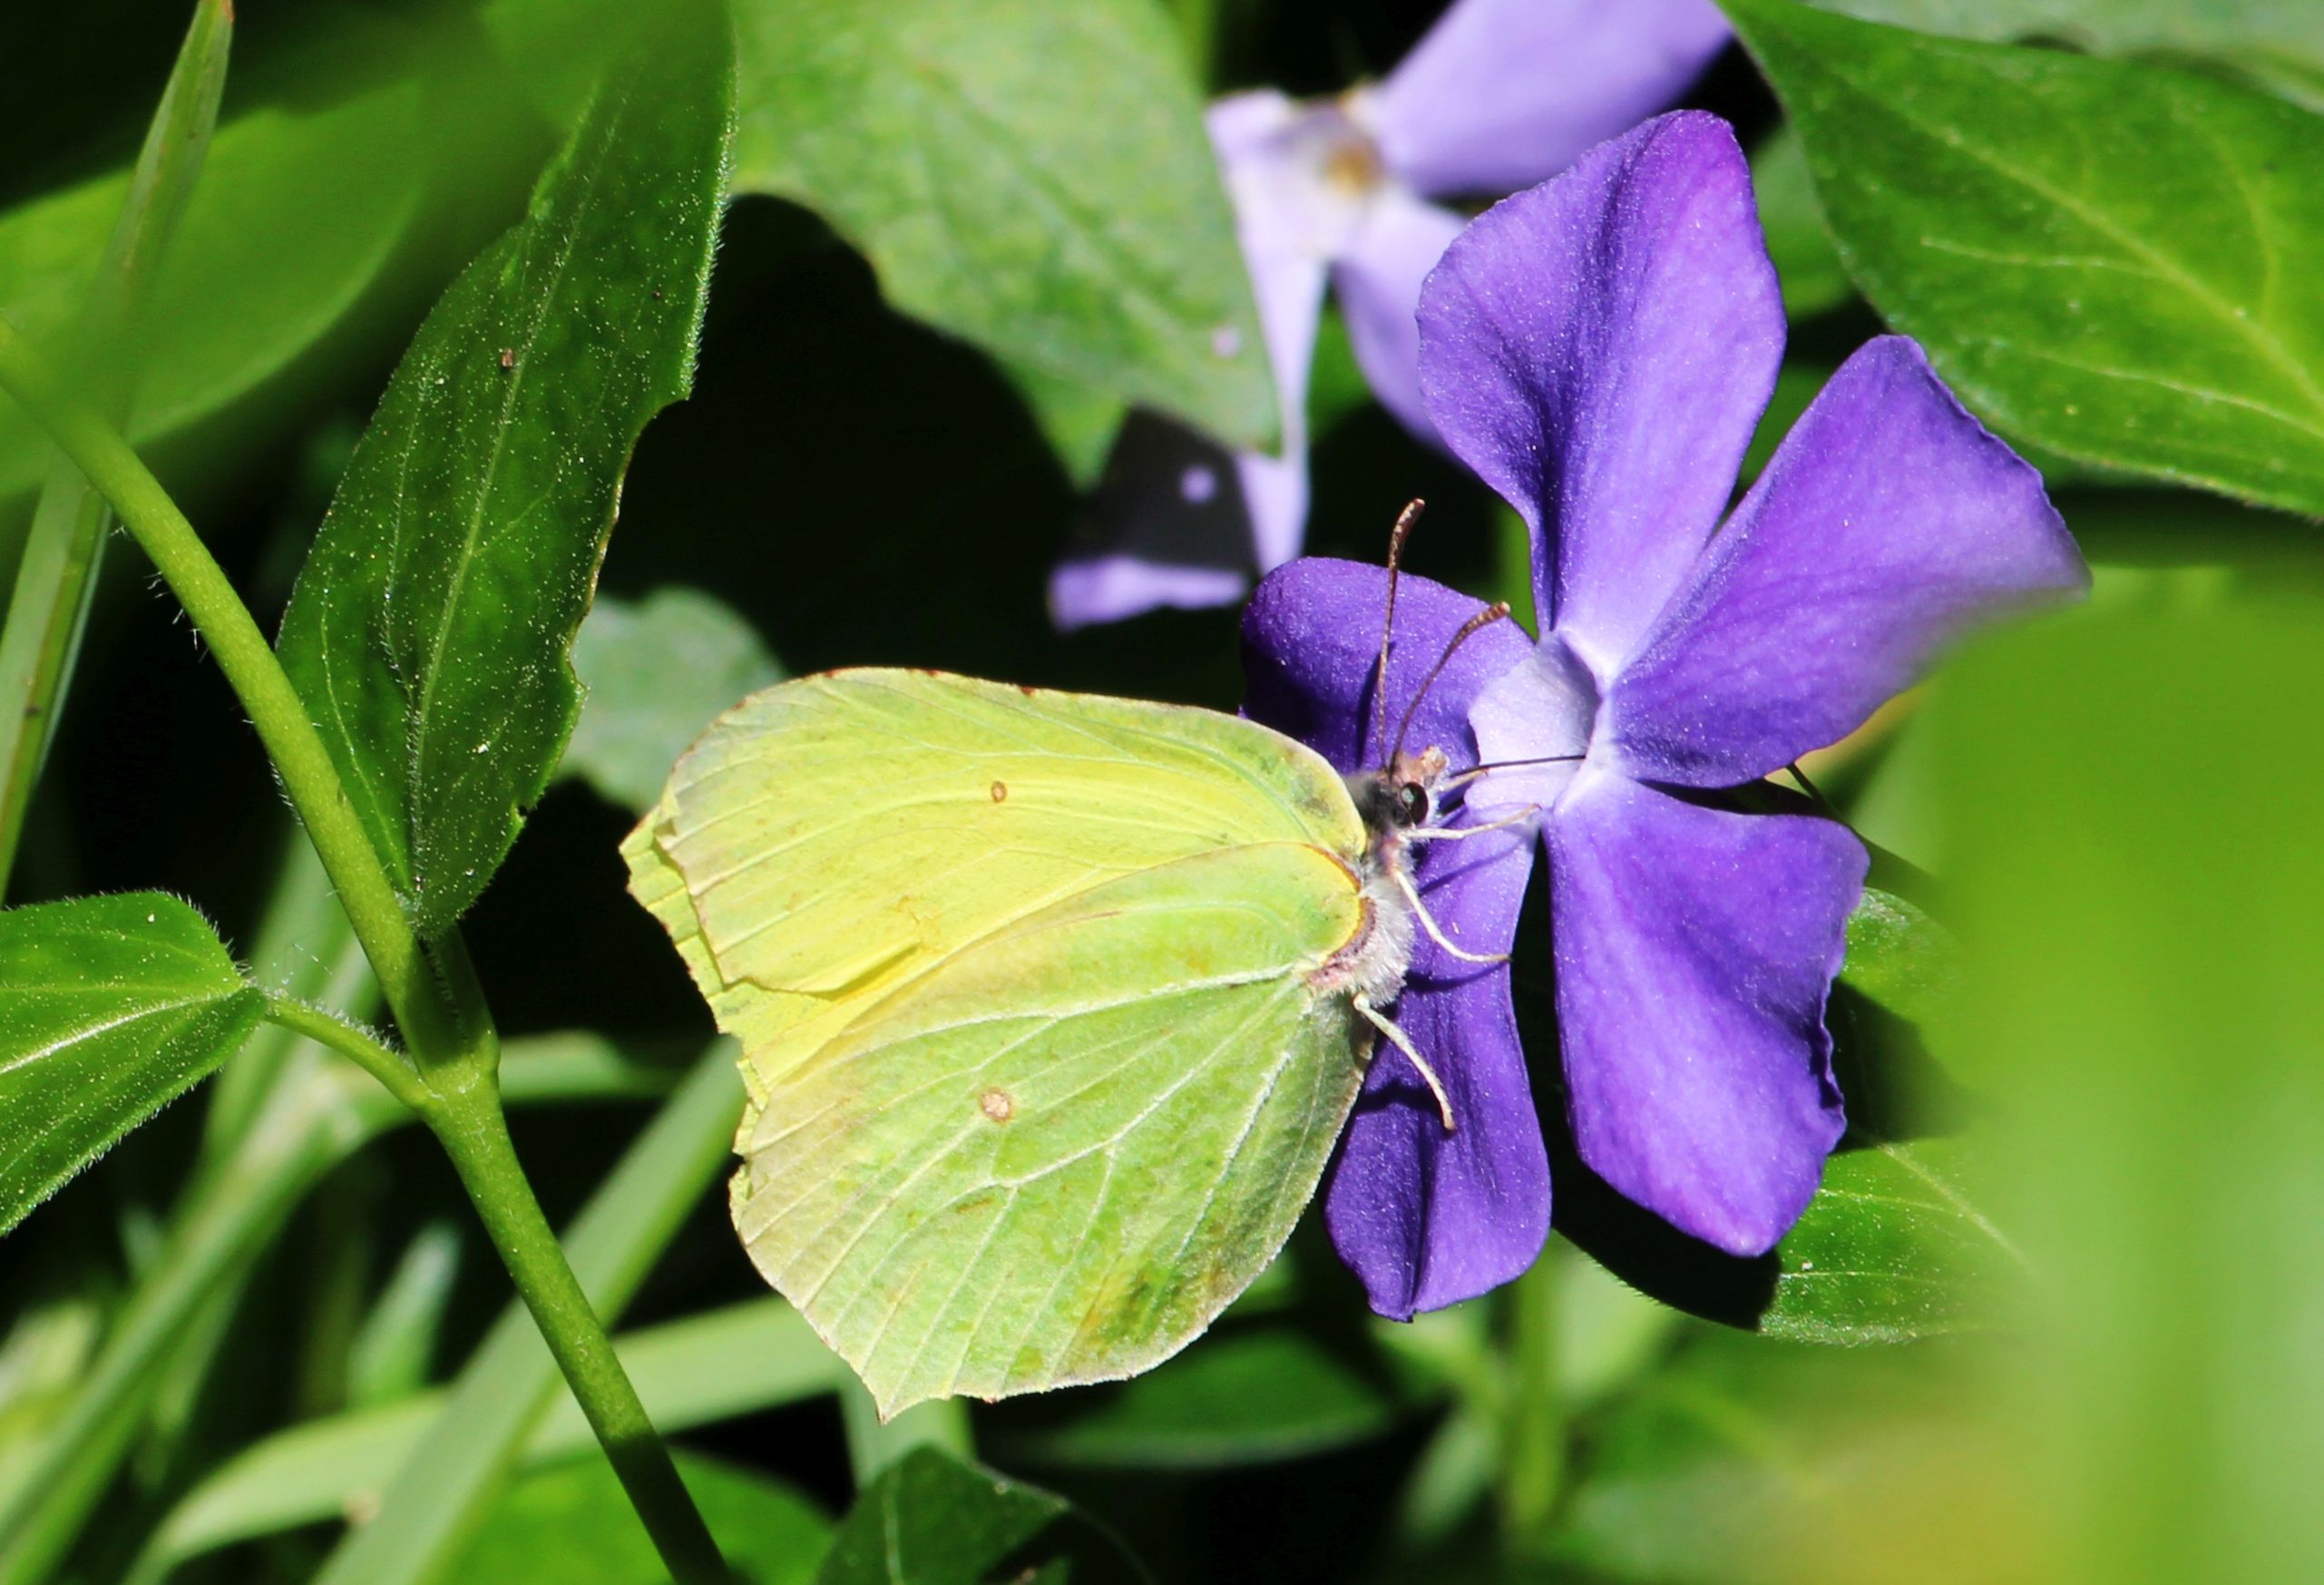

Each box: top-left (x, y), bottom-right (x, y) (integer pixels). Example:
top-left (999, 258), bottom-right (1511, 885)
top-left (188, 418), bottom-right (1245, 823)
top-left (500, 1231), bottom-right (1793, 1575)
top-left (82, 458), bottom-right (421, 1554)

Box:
top-left (277, 5), bottom-right (734, 935)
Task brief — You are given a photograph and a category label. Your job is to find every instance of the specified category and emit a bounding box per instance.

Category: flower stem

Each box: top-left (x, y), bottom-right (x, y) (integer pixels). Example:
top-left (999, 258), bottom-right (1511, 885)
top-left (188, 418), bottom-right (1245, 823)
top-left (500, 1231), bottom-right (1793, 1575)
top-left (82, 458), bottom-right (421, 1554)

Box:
top-left (1499, 1250), bottom-right (1565, 1550)
top-left (0, 311), bottom-right (726, 1585)
top-left (424, 1082), bottom-right (728, 1585)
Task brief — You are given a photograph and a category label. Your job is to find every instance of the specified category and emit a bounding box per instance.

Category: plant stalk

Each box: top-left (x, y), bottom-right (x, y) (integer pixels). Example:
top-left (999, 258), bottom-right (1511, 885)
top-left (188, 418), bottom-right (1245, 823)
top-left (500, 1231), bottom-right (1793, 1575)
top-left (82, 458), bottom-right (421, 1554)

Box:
top-left (0, 317), bottom-right (724, 1584)
top-left (1499, 1251), bottom-right (1565, 1551)
top-left (423, 1083), bottom-right (729, 1585)
top-left (259, 996), bottom-right (432, 1113)
top-left (0, 312), bottom-right (462, 1064)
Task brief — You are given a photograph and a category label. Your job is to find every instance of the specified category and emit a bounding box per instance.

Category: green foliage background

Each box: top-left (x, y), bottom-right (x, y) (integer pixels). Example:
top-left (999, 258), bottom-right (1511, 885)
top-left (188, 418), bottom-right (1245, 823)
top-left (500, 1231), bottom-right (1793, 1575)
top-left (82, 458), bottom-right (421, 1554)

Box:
top-left (0, 1), bottom-right (2317, 1582)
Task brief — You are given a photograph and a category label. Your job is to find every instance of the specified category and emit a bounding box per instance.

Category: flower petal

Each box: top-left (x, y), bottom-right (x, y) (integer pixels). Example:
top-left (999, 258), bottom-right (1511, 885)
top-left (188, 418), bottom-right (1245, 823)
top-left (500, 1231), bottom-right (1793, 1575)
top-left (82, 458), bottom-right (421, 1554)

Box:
top-left (1369, 0), bottom-right (1732, 200)
top-left (1210, 94), bottom-right (1339, 572)
top-left (1241, 557), bottom-right (1532, 773)
top-left (1548, 770), bottom-right (1859, 1256)
top-left (1606, 337), bottom-right (2089, 785)
top-left (1416, 112), bottom-right (1785, 672)
top-left (1242, 559), bottom-right (1549, 1318)
top-left (1331, 191), bottom-right (1468, 446)
top-left (1323, 819), bottom-right (1547, 1318)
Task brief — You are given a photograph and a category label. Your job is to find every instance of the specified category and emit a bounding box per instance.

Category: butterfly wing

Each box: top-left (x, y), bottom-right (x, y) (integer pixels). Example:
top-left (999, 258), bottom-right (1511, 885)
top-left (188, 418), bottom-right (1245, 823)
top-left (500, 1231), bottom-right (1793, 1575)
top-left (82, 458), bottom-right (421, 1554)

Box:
top-left (623, 670), bottom-right (1377, 1413)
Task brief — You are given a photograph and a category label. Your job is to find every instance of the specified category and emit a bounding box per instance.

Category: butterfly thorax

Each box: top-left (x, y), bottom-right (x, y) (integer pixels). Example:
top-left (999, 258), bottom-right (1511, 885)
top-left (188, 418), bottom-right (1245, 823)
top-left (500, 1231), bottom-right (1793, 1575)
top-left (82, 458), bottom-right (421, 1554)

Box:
top-left (1311, 745), bottom-right (1451, 1003)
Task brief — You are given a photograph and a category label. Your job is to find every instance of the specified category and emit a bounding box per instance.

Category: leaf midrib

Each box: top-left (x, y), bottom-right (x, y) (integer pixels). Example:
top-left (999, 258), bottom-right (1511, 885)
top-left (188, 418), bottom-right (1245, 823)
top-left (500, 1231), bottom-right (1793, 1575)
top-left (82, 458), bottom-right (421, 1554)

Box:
top-left (1801, 34), bottom-right (2324, 430)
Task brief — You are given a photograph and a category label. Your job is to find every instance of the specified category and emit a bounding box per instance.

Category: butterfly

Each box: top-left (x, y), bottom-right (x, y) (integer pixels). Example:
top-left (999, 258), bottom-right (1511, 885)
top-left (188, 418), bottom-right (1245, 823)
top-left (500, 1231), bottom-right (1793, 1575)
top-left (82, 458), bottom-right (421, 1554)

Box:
top-left (624, 504), bottom-right (1535, 1415)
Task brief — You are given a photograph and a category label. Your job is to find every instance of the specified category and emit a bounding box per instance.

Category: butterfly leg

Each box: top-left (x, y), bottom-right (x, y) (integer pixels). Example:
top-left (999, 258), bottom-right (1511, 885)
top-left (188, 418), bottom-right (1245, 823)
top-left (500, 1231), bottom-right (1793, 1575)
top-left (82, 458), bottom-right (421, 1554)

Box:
top-left (1391, 863), bottom-right (1509, 966)
top-left (1401, 805), bottom-right (1543, 843)
top-left (1352, 995), bottom-right (1456, 1134)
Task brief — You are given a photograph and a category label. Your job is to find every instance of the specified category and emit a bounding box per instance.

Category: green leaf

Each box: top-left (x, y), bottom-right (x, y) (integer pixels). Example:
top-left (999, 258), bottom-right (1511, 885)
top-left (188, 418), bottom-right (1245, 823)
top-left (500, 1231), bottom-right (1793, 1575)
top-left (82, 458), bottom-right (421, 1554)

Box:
top-left (730, 0), bottom-right (1274, 450)
top-left (1760, 1139), bottom-right (2022, 1344)
top-left (450, 1453), bottom-right (827, 1585)
top-left (347, 1225), bottom-right (463, 1410)
top-left (1556, 1131), bottom-right (2015, 1346)
top-left (1723, 0), bottom-right (2324, 515)
top-left (1840, 884), bottom-right (1958, 1027)
top-left (0, 894), bottom-right (261, 1237)
top-left (813, 1448), bottom-right (1112, 1585)
top-left (990, 1322), bottom-right (1435, 1470)
top-left (565, 589), bottom-right (783, 815)
top-left (275, 14), bottom-right (733, 937)
top-left (1000, 359), bottom-right (1129, 488)
top-left (1808, 0), bottom-right (2324, 61)
top-left (0, 83), bottom-right (428, 502)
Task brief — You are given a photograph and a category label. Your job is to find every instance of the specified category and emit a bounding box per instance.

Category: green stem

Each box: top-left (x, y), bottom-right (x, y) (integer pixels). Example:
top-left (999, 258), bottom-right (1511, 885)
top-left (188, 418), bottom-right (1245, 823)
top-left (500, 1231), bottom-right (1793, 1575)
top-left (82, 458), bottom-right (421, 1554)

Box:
top-left (260, 995), bottom-right (432, 1113)
top-left (315, 1053), bottom-right (745, 1585)
top-left (0, 318), bottom-right (724, 1582)
top-left (0, 312), bottom-right (462, 1064)
top-left (0, 0), bottom-right (231, 895)
top-left (423, 1085), bottom-right (727, 1585)
top-left (1499, 1251), bottom-right (1564, 1550)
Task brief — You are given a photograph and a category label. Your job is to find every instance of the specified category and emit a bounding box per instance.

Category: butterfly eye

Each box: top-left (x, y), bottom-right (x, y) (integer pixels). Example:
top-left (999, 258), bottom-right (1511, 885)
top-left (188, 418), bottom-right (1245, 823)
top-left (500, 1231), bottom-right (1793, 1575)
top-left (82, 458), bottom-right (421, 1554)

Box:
top-left (1396, 781), bottom-right (1431, 826)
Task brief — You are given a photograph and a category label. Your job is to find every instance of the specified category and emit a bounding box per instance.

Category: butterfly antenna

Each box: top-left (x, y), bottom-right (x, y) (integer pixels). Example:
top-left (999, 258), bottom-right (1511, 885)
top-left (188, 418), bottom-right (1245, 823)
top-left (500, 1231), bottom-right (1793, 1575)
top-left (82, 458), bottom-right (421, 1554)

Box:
top-left (1369, 499), bottom-right (1424, 769)
top-left (1441, 751), bottom-right (1587, 792)
top-left (1388, 601), bottom-right (1511, 766)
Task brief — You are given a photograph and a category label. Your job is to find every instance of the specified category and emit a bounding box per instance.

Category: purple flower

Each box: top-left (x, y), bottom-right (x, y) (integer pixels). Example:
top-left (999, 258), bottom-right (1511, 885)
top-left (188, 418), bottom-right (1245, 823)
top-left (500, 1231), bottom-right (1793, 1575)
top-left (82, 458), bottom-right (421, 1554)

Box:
top-left (1050, 0), bottom-right (1733, 629)
top-left (1243, 113), bottom-right (2088, 1319)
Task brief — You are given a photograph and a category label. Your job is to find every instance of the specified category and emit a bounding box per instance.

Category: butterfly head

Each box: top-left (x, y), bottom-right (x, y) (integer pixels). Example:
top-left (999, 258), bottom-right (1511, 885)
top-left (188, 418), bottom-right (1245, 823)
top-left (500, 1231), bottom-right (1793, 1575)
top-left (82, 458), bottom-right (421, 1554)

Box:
top-left (1352, 746), bottom-right (1451, 842)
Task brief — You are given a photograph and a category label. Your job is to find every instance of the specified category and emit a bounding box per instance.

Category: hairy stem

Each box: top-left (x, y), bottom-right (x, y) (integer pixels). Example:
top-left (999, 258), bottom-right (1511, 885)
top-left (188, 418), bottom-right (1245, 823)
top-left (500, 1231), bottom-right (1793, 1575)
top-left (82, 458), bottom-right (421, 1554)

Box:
top-left (0, 316), bottom-right (723, 1584)
top-left (260, 995), bottom-right (431, 1113)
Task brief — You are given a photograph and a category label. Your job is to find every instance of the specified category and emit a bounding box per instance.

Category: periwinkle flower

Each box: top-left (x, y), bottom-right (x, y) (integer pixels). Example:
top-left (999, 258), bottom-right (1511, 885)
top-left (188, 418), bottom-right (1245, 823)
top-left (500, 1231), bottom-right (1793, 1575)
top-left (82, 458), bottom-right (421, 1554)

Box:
top-left (1050, 0), bottom-right (1732, 629)
top-left (1243, 112), bottom-right (2088, 1318)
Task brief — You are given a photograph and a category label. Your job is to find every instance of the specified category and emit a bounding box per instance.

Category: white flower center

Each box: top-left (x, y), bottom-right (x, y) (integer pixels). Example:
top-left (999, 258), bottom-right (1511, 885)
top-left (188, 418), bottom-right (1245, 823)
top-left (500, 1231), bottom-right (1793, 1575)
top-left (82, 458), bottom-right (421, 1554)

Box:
top-left (1223, 93), bottom-right (1394, 260)
top-left (1462, 635), bottom-right (1601, 818)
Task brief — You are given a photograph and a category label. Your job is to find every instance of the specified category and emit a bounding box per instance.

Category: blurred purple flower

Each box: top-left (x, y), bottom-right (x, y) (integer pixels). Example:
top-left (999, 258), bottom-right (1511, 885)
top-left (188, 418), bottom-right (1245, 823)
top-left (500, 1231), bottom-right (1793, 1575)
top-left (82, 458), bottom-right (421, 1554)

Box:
top-left (1050, 0), bottom-right (1732, 630)
top-left (1244, 113), bottom-right (2088, 1318)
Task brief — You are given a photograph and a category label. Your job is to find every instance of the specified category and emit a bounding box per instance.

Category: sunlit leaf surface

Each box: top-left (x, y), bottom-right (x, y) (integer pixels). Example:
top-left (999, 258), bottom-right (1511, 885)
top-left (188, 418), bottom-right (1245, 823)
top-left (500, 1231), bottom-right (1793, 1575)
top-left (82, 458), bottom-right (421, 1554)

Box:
top-left (1729, 0), bottom-right (2324, 514)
